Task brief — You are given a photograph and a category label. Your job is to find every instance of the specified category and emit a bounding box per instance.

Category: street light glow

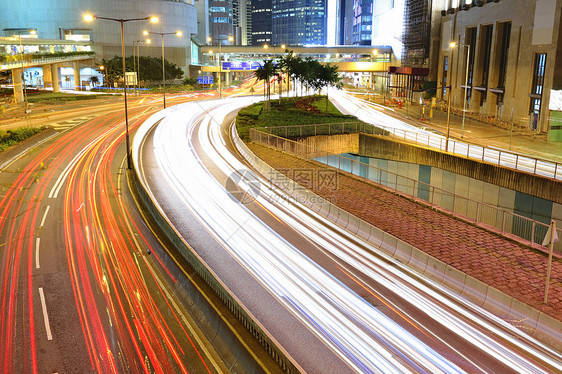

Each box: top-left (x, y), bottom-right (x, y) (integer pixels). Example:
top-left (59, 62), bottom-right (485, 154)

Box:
top-left (150, 16), bottom-right (159, 23)
top-left (450, 42), bottom-right (457, 48)
top-left (176, 31), bottom-right (183, 37)
top-left (143, 30), bottom-right (149, 35)
top-left (84, 14), bottom-right (95, 22)
top-left (146, 39), bottom-right (151, 44)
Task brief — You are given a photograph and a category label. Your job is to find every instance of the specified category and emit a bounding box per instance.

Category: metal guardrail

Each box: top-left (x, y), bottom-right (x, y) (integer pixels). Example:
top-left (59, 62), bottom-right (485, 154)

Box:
top-left (251, 127), bottom-right (562, 254)
top-left (264, 122), bottom-right (562, 181)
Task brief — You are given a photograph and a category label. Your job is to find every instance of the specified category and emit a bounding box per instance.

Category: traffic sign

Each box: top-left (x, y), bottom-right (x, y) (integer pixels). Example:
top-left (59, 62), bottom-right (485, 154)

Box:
top-left (197, 75), bottom-right (214, 85)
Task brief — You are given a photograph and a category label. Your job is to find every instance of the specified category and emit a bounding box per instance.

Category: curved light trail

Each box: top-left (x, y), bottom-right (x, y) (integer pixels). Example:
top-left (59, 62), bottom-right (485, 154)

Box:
top-left (136, 96), bottom-right (562, 373)
top-left (0, 98), bottom-right (221, 372)
top-left (330, 91), bottom-right (561, 180)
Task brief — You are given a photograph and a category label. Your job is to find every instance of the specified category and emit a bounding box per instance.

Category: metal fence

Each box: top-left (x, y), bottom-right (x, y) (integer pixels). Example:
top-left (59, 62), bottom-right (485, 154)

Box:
top-left (250, 127), bottom-right (562, 254)
top-left (263, 122), bottom-right (562, 180)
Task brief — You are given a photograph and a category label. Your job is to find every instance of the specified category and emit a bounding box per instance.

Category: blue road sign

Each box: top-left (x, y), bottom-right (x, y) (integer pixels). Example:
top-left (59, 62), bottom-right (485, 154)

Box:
top-left (197, 75), bottom-right (214, 84)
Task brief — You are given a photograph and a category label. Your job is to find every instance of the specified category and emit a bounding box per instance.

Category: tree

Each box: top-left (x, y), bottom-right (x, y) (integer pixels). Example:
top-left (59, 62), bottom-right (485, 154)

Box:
top-left (101, 55), bottom-right (184, 87)
top-left (255, 60), bottom-right (278, 110)
top-left (89, 76), bottom-right (99, 87)
top-left (318, 63), bottom-right (343, 112)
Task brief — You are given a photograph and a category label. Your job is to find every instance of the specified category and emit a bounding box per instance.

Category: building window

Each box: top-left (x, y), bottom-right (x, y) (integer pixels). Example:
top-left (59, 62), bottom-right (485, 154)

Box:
top-left (529, 53), bottom-right (547, 119)
top-left (442, 55), bottom-right (448, 98)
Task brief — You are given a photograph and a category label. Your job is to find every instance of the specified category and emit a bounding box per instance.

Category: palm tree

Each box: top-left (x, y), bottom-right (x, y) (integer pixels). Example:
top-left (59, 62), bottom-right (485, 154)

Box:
top-left (255, 60), bottom-right (278, 110)
top-left (89, 75), bottom-right (99, 88)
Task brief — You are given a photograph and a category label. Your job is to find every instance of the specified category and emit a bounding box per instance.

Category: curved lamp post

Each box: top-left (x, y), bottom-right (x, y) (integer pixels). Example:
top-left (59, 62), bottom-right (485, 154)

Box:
top-left (84, 14), bottom-right (158, 169)
top-left (143, 30), bottom-right (182, 108)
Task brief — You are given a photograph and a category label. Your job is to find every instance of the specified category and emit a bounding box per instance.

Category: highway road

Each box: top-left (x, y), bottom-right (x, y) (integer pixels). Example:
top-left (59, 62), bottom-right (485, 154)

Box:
top-left (0, 96), bottom-right (231, 373)
top-left (135, 96), bottom-right (562, 373)
top-left (330, 91), bottom-right (562, 180)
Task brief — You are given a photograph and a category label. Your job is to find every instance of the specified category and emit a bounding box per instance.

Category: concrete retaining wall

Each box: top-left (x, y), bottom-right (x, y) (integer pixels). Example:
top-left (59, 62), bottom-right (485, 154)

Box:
top-left (358, 134), bottom-right (562, 204)
top-left (238, 136), bottom-right (562, 352)
top-left (293, 133), bottom-right (561, 204)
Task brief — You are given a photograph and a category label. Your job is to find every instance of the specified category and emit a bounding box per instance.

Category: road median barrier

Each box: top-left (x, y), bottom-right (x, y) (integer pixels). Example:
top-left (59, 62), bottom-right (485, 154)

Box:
top-left (130, 113), bottom-right (301, 374)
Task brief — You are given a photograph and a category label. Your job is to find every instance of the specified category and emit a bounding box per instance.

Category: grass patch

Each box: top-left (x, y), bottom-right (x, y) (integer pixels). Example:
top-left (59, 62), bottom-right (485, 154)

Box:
top-left (27, 92), bottom-right (101, 103)
top-left (236, 95), bottom-right (375, 141)
top-left (0, 126), bottom-right (45, 152)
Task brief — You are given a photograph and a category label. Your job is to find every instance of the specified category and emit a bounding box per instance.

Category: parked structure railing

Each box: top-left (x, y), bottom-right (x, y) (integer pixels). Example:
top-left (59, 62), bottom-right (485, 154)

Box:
top-left (263, 122), bottom-right (562, 181)
top-left (251, 127), bottom-right (562, 254)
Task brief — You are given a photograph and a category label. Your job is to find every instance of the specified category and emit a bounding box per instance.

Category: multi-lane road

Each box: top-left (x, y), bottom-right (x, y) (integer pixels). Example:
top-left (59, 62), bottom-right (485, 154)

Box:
top-left (1, 83), bottom-right (561, 373)
top-left (0, 94), bottom-right (233, 373)
top-left (135, 96), bottom-right (562, 373)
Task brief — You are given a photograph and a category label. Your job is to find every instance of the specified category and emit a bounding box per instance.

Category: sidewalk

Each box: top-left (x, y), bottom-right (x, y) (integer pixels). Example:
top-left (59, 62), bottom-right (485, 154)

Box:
top-left (356, 92), bottom-right (562, 164)
top-left (247, 141), bottom-right (562, 323)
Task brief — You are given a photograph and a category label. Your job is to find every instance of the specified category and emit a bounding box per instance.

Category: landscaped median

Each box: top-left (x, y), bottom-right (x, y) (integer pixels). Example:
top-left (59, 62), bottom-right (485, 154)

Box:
top-left (235, 95), bottom-right (562, 350)
top-left (0, 126), bottom-right (46, 152)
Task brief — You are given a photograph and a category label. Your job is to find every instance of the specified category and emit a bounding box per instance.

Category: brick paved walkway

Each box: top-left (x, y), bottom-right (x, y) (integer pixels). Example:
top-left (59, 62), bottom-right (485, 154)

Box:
top-left (248, 142), bottom-right (562, 322)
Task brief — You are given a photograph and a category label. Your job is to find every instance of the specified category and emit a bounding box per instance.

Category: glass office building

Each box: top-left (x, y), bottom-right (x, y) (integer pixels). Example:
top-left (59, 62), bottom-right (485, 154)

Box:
top-left (272, 0), bottom-right (327, 46)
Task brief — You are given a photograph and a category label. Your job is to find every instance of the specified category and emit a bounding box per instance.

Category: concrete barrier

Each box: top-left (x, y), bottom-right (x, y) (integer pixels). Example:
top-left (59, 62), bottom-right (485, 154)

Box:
top-left (235, 128), bottom-right (562, 351)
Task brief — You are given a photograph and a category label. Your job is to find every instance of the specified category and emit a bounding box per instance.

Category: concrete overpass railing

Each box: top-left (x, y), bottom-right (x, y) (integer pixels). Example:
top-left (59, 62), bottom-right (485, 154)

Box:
top-left (264, 122), bottom-right (562, 181)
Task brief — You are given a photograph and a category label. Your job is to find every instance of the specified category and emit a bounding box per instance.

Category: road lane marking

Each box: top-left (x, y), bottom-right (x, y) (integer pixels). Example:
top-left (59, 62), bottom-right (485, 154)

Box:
top-left (35, 238), bottom-right (40, 269)
top-left (39, 205), bottom-right (50, 228)
top-left (38, 287), bottom-right (53, 340)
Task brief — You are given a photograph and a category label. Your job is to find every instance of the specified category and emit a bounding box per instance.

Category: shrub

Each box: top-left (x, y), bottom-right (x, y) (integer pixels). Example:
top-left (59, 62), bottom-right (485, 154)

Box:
top-left (0, 126), bottom-right (45, 152)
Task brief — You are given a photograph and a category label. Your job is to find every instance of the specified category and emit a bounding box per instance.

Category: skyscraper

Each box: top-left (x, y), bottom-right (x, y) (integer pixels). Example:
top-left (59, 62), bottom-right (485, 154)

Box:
top-left (272, 0), bottom-right (327, 45)
top-left (209, 0), bottom-right (234, 42)
top-left (351, 0), bottom-right (372, 45)
top-left (233, 0), bottom-right (252, 45)
top-left (251, 0), bottom-right (272, 45)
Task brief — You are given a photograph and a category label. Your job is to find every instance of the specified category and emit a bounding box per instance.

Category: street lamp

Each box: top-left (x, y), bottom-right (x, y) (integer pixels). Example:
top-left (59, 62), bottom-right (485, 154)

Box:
top-left (450, 41), bottom-right (471, 138)
top-left (17, 29), bottom-right (36, 112)
top-left (208, 35), bottom-right (233, 98)
top-left (84, 13), bottom-right (159, 170)
top-left (132, 39), bottom-right (150, 96)
top-left (143, 30), bottom-right (182, 108)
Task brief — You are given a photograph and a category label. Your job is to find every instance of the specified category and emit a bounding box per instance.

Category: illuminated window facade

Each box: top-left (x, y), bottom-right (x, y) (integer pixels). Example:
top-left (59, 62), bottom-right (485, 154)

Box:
top-left (271, 0), bottom-right (327, 45)
top-left (252, 0), bottom-right (272, 45)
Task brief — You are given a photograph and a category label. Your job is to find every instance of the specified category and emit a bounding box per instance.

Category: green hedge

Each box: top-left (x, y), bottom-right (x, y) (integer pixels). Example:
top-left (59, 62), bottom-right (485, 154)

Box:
top-left (0, 126), bottom-right (45, 152)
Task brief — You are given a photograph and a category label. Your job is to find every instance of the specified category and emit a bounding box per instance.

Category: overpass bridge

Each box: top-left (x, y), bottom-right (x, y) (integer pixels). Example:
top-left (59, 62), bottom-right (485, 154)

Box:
top-left (1, 37), bottom-right (95, 103)
top-left (198, 45), bottom-right (395, 87)
top-left (200, 45), bottom-right (394, 73)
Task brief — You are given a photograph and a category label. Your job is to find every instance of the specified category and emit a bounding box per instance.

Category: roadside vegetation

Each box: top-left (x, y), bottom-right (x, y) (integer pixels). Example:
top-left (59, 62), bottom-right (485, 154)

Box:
top-left (0, 126), bottom-right (45, 152)
top-left (27, 92), bottom-right (103, 103)
top-left (236, 95), bottom-right (364, 141)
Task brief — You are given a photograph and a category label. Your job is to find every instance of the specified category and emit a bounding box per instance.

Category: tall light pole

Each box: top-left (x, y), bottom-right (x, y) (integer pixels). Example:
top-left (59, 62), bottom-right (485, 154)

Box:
top-left (17, 29), bottom-right (36, 112)
top-left (84, 14), bottom-right (159, 170)
top-left (208, 35), bottom-right (233, 98)
top-left (144, 30), bottom-right (182, 108)
top-left (450, 41), bottom-right (471, 138)
top-left (132, 39), bottom-right (149, 96)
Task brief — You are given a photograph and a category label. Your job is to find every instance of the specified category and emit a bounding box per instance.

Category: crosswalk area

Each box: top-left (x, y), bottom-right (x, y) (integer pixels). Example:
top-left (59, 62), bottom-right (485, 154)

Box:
top-left (50, 115), bottom-right (97, 131)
